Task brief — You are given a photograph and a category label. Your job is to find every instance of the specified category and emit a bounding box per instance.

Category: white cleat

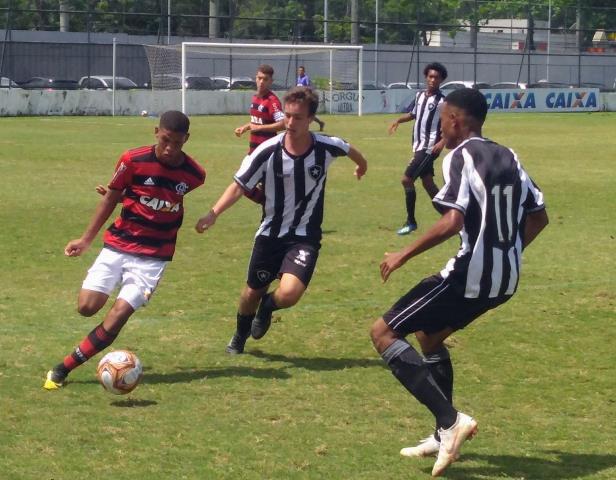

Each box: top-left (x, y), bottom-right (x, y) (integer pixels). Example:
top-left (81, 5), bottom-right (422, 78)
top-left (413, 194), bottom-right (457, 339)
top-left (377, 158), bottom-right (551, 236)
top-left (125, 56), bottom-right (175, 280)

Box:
top-left (431, 412), bottom-right (478, 477)
top-left (400, 435), bottom-right (440, 458)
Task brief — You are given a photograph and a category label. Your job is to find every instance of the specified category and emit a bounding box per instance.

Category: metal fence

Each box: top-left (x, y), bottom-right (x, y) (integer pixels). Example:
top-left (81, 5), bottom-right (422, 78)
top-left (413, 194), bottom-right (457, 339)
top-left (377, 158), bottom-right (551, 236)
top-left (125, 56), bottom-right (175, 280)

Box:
top-left (1, 5), bottom-right (615, 90)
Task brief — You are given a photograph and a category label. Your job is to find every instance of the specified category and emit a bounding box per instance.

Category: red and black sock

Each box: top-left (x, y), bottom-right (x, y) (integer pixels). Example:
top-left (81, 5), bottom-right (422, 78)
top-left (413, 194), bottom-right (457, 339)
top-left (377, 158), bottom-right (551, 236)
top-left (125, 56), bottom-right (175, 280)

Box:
top-left (55, 323), bottom-right (118, 378)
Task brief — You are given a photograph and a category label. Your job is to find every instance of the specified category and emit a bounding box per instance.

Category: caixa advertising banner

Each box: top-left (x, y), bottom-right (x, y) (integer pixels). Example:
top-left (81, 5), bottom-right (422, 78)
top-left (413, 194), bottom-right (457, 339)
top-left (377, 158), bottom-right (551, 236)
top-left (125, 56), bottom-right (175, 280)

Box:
top-left (483, 88), bottom-right (600, 112)
top-left (322, 88), bottom-right (601, 114)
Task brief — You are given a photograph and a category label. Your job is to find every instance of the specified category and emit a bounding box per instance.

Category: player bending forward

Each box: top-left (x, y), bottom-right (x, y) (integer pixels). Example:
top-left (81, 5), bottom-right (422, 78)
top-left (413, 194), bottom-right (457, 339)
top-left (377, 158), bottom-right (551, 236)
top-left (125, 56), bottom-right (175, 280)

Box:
top-left (371, 88), bottom-right (548, 476)
top-left (196, 86), bottom-right (368, 355)
top-left (44, 111), bottom-right (205, 389)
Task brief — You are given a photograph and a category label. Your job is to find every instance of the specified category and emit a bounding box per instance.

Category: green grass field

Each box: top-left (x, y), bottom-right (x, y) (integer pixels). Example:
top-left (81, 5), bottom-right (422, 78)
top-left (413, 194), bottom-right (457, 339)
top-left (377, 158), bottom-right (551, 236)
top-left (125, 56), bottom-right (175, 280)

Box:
top-left (0, 112), bottom-right (615, 479)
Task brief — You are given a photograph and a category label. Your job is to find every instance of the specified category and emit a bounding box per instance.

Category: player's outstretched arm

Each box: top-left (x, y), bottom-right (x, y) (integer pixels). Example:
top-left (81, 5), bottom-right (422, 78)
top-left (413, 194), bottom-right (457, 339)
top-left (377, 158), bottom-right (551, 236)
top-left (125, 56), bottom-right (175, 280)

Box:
top-left (65, 188), bottom-right (123, 257)
top-left (388, 113), bottom-right (413, 135)
top-left (380, 209), bottom-right (463, 282)
top-left (523, 208), bottom-right (549, 249)
top-left (195, 182), bottom-right (245, 233)
top-left (347, 145), bottom-right (367, 180)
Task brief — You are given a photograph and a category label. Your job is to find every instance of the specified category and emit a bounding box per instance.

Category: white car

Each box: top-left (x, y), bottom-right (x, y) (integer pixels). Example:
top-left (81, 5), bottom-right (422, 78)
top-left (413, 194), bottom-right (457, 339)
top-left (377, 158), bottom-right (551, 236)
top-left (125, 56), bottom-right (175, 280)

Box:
top-left (0, 76), bottom-right (19, 88)
top-left (210, 76), bottom-right (256, 90)
top-left (387, 82), bottom-right (425, 90)
top-left (490, 82), bottom-right (528, 89)
top-left (441, 80), bottom-right (491, 90)
top-left (78, 75), bottom-right (138, 90)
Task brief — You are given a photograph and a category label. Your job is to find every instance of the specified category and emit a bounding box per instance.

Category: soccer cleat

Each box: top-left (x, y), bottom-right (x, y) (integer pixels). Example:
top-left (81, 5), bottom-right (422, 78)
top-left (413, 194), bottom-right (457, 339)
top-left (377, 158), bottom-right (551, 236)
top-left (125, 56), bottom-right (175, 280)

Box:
top-left (43, 369), bottom-right (66, 390)
top-left (225, 332), bottom-right (249, 354)
top-left (400, 435), bottom-right (441, 458)
top-left (251, 302), bottom-right (273, 340)
top-left (431, 412), bottom-right (478, 477)
top-left (397, 223), bottom-right (418, 235)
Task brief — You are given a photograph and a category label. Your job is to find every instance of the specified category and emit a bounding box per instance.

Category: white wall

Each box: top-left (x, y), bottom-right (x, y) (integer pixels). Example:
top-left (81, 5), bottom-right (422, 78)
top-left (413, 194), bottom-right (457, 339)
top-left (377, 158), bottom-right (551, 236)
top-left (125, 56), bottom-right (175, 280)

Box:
top-left (0, 88), bottom-right (614, 116)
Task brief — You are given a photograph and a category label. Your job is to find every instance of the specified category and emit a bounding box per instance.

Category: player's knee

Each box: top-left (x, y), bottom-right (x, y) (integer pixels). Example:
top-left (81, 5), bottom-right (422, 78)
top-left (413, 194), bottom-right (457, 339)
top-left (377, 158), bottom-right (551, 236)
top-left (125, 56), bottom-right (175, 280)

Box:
top-left (274, 289), bottom-right (302, 308)
top-left (370, 318), bottom-right (392, 348)
top-left (77, 301), bottom-right (100, 317)
top-left (401, 176), bottom-right (413, 188)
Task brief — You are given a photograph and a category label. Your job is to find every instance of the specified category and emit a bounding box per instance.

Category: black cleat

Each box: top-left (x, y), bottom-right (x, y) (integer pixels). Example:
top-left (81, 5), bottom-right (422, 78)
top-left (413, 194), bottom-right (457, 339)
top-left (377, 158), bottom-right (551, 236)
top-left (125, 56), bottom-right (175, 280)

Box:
top-left (225, 332), bottom-right (249, 354)
top-left (251, 304), bottom-right (273, 340)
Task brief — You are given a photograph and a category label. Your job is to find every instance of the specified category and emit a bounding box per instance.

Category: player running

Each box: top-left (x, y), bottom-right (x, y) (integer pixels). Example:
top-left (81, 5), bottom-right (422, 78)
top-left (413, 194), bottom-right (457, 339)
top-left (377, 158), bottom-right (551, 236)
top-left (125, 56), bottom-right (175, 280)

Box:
top-left (196, 86), bottom-right (368, 355)
top-left (371, 88), bottom-right (548, 476)
top-left (43, 111), bottom-right (205, 390)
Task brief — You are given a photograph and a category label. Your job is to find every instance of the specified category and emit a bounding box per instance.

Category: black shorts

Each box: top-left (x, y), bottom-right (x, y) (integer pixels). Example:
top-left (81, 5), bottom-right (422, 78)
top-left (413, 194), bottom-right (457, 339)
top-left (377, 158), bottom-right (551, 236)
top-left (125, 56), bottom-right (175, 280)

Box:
top-left (404, 149), bottom-right (438, 180)
top-left (383, 275), bottom-right (511, 336)
top-left (246, 235), bottom-right (320, 289)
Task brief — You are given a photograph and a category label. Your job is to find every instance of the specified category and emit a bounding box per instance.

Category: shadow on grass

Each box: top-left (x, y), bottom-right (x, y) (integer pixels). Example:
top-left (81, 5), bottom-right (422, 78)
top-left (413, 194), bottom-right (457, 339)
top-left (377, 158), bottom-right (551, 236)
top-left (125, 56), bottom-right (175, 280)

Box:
top-left (249, 350), bottom-right (386, 371)
top-left (430, 451), bottom-right (616, 479)
top-left (110, 399), bottom-right (158, 408)
top-left (142, 366), bottom-right (291, 384)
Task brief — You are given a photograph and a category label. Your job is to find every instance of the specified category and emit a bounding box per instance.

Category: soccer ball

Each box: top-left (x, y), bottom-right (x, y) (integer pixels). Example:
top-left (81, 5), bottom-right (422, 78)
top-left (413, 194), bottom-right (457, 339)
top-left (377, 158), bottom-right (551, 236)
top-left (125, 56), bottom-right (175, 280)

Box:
top-left (140, 110), bottom-right (148, 117)
top-left (96, 350), bottom-right (143, 395)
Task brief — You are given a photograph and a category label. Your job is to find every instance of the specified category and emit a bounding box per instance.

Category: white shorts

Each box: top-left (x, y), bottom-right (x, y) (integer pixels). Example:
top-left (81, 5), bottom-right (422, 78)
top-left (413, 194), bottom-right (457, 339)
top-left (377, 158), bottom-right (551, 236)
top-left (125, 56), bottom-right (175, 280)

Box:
top-left (82, 248), bottom-right (168, 310)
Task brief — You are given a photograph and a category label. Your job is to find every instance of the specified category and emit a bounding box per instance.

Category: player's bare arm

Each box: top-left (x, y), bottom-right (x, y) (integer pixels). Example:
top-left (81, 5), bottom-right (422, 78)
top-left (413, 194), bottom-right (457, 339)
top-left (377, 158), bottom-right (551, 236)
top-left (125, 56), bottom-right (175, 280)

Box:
top-left (65, 188), bottom-right (124, 257)
top-left (380, 208), bottom-right (464, 282)
top-left (522, 208), bottom-right (549, 249)
top-left (250, 120), bottom-right (286, 135)
top-left (347, 145), bottom-right (368, 180)
top-left (235, 123), bottom-right (251, 137)
top-left (195, 182), bottom-right (245, 233)
top-left (388, 113), bottom-right (414, 135)
top-left (431, 138), bottom-right (446, 156)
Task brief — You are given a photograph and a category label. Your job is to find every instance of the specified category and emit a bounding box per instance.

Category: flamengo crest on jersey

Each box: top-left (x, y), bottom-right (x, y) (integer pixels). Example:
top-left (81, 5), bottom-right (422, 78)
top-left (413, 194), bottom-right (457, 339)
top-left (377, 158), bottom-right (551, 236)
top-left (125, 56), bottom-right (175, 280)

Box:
top-left (103, 145), bottom-right (206, 261)
top-left (433, 137), bottom-right (544, 299)
top-left (234, 133), bottom-right (350, 242)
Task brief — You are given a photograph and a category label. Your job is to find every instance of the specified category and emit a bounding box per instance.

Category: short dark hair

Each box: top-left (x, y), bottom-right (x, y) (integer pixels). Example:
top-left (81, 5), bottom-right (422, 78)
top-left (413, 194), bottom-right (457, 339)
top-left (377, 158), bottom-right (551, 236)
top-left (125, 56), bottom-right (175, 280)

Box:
top-left (423, 62), bottom-right (448, 80)
top-left (445, 88), bottom-right (488, 124)
top-left (283, 86), bottom-right (319, 115)
top-left (159, 110), bottom-right (190, 134)
top-left (257, 64), bottom-right (274, 77)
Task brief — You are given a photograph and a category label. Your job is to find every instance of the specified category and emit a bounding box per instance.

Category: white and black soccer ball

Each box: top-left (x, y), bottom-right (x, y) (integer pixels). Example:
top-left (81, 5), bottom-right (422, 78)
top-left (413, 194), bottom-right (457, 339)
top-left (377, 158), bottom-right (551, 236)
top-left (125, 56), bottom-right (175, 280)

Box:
top-left (96, 350), bottom-right (143, 395)
top-left (140, 110), bottom-right (148, 117)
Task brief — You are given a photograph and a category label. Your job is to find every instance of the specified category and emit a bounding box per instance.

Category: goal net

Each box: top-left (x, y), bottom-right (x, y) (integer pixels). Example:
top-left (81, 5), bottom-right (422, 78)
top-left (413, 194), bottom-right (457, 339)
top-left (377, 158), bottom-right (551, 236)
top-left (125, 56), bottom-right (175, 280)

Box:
top-left (144, 42), bottom-right (364, 115)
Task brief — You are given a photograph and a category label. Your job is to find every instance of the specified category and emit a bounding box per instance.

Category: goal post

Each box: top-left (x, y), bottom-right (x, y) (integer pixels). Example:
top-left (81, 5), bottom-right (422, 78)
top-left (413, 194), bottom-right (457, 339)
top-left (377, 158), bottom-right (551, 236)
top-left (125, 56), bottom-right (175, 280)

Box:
top-left (144, 42), bottom-right (364, 116)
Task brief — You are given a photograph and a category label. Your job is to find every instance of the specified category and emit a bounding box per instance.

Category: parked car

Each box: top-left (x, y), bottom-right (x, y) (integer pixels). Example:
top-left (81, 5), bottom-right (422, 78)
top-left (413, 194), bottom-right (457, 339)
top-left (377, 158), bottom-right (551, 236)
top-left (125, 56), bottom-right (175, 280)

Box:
top-left (387, 82), bottom-right (425, 90)
top-left (362, 82), bottom-right (388, 90)
top-left (441, 80), bottom-right (491, 90)
top-left (18, 77), bottom-right (79, 90)
top-left (489, 82), bottom-right (528, 89)
top-left (210, 76), bottom-right (256, 90)
top-left (578, 82), bottom-right (609, 91)
top-left (527, 81), bottom-right (572, 89)
top-left (78, 75), bottom-right (138, 90)
top-left (0, 76), bottom-right (19, 88)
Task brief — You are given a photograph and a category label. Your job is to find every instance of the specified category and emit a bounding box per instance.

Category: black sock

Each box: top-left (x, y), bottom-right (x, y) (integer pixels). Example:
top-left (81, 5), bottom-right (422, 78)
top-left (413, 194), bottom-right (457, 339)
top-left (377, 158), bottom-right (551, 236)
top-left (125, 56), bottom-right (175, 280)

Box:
top-left (424, 347), bottom-right (454, 440)
top-left (382, 339), bottom-right (457, 430)
top-left (259, 293), bottom-right (280, 313)
top-left (404, 187), bottom-right (417, 225)
top-left (236, 312), bottom-right (254, 337)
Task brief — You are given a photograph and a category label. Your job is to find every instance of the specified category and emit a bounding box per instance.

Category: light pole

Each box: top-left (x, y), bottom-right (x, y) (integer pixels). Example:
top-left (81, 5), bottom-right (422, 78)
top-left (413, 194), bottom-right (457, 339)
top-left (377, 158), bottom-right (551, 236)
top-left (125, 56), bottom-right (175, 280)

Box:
top-left (324, 0), bottom-right (328, 43)
top-left (547, 0), bottom-right (551, 82)
top-left (374, 0), bottom-right (379, 86)
top-left (167, 0), bottom-right (171, 45)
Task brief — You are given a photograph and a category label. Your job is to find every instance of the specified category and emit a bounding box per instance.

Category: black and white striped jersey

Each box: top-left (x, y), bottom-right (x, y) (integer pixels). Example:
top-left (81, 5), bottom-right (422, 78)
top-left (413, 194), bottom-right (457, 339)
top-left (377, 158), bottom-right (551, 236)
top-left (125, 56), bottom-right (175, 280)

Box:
top-left (433, 137), bottom-right (545, 299)
top-left (234, 132), bottom-right (350, 241)
top-left (409, 90), bottom-right (445, 153)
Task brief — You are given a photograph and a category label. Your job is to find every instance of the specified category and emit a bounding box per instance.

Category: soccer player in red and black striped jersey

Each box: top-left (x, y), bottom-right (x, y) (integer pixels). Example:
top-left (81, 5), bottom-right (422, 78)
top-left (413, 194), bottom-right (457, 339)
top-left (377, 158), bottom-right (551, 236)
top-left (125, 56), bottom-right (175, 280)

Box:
top-left (235, 64), bottom-right (285, 154)
top-left (235, 64), bottom-right (286, 204)
top-left (43, 110), bottom-right (205, 390)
